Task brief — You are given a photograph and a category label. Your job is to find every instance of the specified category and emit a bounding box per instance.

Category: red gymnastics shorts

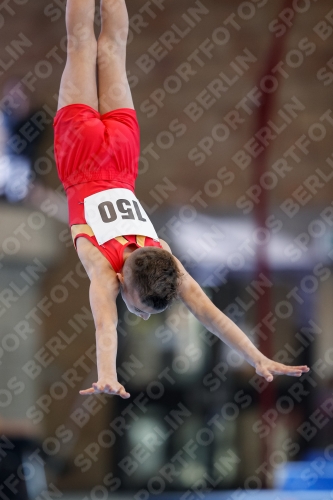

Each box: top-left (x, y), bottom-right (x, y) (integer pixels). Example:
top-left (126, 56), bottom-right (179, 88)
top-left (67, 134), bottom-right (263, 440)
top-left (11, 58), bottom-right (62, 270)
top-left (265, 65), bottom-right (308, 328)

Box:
top-left (53, 104), bottom-right (140, 191)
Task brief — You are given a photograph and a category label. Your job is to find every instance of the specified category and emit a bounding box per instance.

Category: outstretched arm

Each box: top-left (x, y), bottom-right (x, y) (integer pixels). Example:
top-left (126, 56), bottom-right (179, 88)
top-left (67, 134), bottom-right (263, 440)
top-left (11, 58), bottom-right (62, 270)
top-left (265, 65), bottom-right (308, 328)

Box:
top-left (175, 257), bottom-right (309, 382)
top-left (77, 238), bottom-right (130, 398)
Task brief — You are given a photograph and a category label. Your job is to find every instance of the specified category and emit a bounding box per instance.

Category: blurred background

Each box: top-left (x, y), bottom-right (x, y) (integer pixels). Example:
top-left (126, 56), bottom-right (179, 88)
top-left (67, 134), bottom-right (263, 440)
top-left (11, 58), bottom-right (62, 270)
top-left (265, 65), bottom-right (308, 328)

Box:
top-left (0, 0), bottom-right (333, 498)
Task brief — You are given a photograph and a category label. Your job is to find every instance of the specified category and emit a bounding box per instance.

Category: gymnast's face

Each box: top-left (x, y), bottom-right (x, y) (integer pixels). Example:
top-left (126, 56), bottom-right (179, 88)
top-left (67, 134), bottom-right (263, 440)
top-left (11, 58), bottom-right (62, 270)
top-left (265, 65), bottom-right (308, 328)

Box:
top-left (117, 255), bottom-right (167, 320)
top-left (116, 265), bottom-right (150, 320)
top-left (117, 271), bottom-right (166, 320)
top-left (118, 280), bottom-right (152, 321)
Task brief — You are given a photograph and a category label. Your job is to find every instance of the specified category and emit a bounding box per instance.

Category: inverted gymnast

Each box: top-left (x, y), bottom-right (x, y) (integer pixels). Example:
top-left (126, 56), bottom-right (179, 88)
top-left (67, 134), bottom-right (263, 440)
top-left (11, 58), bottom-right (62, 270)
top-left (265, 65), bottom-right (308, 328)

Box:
top-left (53, 0), bottom-right (309, 398)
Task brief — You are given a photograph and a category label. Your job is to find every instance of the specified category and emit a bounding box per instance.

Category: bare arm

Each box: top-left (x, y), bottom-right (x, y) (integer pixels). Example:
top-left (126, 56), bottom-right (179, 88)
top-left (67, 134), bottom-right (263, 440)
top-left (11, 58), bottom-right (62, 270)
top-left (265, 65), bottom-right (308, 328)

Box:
top-left (172, 255), bottom-right (309, 382)
top-left (77, 238), bottom-right (130, 398)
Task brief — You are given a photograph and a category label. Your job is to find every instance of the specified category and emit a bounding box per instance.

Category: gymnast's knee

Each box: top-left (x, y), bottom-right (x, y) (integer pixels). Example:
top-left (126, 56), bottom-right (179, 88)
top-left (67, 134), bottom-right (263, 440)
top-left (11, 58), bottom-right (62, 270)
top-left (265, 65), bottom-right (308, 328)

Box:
top-left (99, 0), bottom-right (129, 46)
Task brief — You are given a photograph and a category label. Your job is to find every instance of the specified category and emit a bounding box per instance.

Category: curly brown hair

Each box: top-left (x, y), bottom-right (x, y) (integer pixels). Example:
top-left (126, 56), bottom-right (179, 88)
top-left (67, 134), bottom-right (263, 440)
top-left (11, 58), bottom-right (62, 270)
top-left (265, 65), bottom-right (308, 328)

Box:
top-left (128, 248), bottom-right (182, 310)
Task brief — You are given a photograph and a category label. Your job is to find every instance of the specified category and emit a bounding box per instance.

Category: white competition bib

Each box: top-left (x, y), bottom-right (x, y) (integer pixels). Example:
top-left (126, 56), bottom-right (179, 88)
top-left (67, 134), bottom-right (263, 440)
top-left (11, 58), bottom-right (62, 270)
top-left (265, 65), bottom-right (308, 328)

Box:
top-left (84, 188), bottom-right (158, 245)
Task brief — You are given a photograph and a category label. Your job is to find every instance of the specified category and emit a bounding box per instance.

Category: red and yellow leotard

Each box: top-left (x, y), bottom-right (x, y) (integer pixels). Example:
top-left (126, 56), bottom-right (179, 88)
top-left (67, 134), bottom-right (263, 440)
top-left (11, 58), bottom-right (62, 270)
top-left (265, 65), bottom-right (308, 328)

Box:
top-left (53, 104), bottom-right (162, 272)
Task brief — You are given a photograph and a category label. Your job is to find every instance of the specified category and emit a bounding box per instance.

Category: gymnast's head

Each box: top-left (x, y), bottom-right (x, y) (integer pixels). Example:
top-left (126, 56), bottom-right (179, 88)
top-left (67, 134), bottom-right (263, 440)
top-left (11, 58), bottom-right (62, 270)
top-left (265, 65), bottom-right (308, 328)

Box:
top-left (117, 247), bottom-right (181, 320)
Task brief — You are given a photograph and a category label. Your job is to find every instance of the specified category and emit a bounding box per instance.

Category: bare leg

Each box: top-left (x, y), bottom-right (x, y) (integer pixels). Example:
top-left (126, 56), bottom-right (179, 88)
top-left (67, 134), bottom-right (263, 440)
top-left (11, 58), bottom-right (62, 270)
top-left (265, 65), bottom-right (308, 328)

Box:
top-left (57, 0), bottom-right (98, 111)
top-left (98, 0), bottom-right (134, 114)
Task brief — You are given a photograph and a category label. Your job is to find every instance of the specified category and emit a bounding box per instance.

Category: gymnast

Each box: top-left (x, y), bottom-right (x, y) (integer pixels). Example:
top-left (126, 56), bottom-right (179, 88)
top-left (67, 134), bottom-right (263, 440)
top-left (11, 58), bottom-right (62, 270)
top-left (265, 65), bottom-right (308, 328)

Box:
top-left (53, 0), bottom-right (309, 398)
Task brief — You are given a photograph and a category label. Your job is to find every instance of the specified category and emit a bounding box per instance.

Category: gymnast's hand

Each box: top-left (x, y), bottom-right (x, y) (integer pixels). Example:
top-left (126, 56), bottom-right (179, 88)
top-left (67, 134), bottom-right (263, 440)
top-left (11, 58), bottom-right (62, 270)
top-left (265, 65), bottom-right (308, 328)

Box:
top-left (255, 357), bottom-right (310, 382)
top-left (79, 380), bottom-right (130, 398)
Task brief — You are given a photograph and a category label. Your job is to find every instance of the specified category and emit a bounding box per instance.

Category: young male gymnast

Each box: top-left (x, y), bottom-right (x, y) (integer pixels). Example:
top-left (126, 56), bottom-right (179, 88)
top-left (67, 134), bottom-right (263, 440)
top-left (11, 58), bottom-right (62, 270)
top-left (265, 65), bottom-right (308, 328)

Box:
top-left (53, 0), bottom-right (309, 399)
